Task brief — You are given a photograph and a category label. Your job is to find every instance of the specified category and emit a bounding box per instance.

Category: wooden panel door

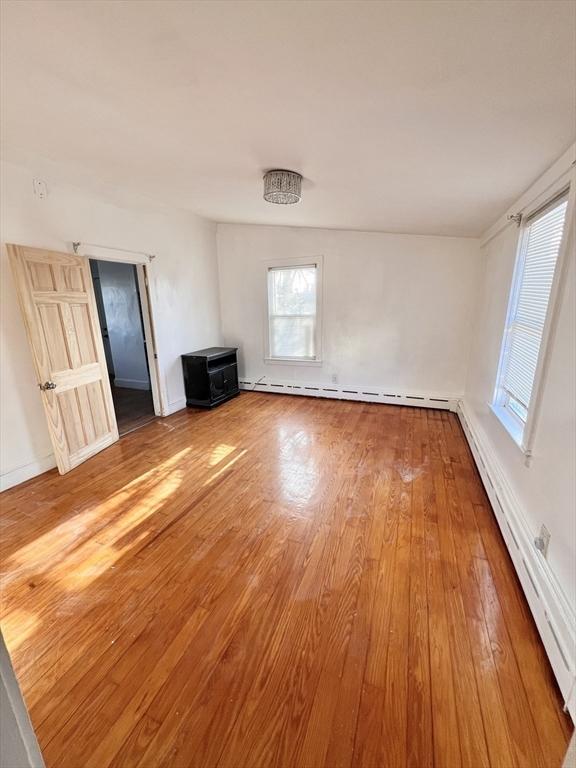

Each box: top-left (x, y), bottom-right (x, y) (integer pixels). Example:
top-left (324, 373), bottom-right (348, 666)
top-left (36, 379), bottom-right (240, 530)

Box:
top-left (8, 244), bottom-right (119, 474)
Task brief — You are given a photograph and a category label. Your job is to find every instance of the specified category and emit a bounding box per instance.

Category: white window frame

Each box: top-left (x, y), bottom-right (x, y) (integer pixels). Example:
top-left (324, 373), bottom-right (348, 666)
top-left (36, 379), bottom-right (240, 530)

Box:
top-left (264, 255), bottom-right (323, 365)
top-left (491, 176), bottom-right (574, 455)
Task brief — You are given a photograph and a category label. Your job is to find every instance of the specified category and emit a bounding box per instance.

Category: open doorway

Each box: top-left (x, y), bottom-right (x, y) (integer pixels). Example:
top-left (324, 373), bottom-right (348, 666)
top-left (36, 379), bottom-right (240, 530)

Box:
top-left (90, 259), bottom-right (157, 435)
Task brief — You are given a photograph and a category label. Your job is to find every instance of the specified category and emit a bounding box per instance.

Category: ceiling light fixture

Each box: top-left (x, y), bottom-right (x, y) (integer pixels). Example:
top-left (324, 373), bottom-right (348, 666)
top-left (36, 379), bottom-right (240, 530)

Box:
top-left (263, 169), bottom-right (302, 204)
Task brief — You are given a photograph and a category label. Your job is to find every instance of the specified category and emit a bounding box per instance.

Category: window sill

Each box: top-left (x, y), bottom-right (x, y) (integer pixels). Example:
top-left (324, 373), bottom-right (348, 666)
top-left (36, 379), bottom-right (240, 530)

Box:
top-left (489, 403), bottom-right (528, 454)
top-left (264, 357), bottom-right (323, 367)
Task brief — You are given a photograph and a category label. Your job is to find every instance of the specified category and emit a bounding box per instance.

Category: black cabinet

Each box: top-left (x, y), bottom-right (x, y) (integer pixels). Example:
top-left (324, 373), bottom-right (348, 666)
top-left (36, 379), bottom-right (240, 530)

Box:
top-left (181, 347), bottom-right (239, 408)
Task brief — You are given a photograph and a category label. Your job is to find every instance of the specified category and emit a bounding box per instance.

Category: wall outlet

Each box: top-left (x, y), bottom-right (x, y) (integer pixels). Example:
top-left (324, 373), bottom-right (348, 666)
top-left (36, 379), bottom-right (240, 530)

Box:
top-left (534, 524), bottom-right (550, 558)
top-left (331, 373), bottom-right (338, 384)
top-left (33, 178), bottom-right (48, 199)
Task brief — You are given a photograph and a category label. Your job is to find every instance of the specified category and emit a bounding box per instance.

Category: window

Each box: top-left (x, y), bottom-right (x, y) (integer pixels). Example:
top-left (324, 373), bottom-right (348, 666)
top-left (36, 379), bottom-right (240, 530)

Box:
top-left (266, 260), bottom-right (321, 362)
top-left (492, 191), bottom-right (569, 447)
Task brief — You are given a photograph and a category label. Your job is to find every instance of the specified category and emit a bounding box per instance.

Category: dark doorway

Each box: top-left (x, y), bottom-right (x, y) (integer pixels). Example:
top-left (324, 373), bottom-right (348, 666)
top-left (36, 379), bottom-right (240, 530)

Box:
top-left (90, 259), bottom-right (156, 435)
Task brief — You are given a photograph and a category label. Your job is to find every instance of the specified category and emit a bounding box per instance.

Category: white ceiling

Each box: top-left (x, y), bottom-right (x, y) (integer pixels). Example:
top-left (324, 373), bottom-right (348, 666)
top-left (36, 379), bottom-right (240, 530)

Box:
top-left (1, 0), bottom-right (575, 237)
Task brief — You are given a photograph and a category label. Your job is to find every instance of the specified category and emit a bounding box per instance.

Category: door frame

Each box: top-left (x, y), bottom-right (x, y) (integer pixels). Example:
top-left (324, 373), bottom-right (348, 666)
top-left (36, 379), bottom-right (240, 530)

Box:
top-left (75, 245), bottom-right (165, 418)
top-left (135, 264), bottom-right (163, 418)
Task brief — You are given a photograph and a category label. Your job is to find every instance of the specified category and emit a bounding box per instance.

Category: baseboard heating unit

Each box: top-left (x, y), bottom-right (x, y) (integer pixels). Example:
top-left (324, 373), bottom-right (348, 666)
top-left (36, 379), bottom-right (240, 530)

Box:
top-left (238, 377), bottom-right (460, 411)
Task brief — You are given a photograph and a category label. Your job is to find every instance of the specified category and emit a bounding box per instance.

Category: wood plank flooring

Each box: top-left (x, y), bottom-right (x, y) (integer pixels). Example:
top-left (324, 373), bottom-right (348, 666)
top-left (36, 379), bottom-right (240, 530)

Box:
top-left (0, 392), bottom-right (572, 767)
top-left (111, 385), bottom-right (156, 436)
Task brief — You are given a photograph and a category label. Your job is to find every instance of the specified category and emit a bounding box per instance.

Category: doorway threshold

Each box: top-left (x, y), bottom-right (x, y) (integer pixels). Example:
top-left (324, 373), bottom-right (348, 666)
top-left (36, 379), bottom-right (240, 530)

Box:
top-left (111, 385), bottom-right (156, 436)
top-left (119, 414), bottom-right (157, 437)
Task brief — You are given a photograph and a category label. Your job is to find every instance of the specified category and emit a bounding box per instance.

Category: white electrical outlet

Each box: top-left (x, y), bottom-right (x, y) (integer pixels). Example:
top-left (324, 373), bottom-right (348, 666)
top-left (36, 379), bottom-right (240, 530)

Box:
top-left (33, 178), bottom-right (48, 199)
top-left (331, 373), bottom-right (338, 384)
top-left (534, 524), bottom-right (550, 558)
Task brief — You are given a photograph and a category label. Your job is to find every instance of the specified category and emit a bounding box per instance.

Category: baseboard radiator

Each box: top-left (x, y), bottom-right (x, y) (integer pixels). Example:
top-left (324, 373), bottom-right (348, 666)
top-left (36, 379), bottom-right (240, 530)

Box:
top-left (457, 401), bottom-right (575, 721)
top-left (238, 377), bottom-right (460, 411)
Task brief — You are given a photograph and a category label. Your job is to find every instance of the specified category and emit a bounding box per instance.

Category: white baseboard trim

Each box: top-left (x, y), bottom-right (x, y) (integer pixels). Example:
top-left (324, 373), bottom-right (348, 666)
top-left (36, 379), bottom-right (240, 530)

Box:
top-left (113, 378), bottom-right (151, 391)
top-left (162, 397), bottom-right (187, 416)
top-left (239, 377), bottom-right (460, 411)
top-left (0, 453), bottom-right (57, 492)
top-left (457, 400), bottom-right (575, 721)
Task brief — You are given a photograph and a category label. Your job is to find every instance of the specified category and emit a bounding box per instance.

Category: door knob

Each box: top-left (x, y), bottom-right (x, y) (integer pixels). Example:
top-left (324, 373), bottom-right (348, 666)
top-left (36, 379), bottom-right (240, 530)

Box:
top-left (39, 381), bottom-right (57, 391)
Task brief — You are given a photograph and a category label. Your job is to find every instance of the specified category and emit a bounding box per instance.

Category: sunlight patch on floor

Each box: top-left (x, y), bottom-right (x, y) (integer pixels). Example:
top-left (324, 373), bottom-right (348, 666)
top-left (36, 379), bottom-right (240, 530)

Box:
top-left (61, 470), bottom-right (184, 590)
top-left (203, 449), bottom-right (247, 486)
top-left (4, 447), bottom-right (193, 573)
top-left (2, 608), bottom-right (39, 651)
top-left (208, 443), bottom-right (237, 466)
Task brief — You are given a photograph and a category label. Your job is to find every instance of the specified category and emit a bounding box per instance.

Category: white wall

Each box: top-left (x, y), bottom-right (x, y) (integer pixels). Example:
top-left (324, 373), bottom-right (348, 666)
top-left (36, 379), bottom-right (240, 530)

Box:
top-left (217, 224), bottom-right (480, 395)
top-left (0, 161), bottom-right (221, 489)
top-left (0, 632), bottom-right (44, 768)
top-left (96, 260), bottom-right (150, 389)
top-left (464, 155), bottom-right (576, 610)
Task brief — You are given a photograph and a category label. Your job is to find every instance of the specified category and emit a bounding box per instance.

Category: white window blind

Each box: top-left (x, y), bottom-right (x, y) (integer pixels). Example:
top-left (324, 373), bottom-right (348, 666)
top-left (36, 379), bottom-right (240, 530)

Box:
top-left (267, 264), bottom-right (318, 360)
top-left (496, 192), bottom-right (569, 428)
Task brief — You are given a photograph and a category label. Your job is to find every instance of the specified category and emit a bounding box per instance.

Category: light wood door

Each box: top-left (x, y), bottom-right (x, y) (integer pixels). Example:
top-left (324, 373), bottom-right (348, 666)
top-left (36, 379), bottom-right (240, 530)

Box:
top-left (8, 244), bottom-right (119, 474)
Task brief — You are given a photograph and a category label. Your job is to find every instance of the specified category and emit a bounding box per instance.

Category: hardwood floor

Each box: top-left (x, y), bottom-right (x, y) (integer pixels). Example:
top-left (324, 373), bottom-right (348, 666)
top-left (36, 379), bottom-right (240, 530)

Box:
top-left (111, 385), bottom-right (156, 436)
top-left (0, 392), bottom-right (571, 768)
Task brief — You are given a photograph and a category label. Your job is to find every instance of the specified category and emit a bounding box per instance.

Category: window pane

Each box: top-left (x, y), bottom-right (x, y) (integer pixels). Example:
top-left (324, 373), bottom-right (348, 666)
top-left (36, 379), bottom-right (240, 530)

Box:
top-left (507, 394), bottom-right (528, 423)
top-left (502, 324), bottom-right (540, 409)
top-left (495, 194), bottom-right (568, 428)
top-left (270, 267), bottom-right (316, 315)
top-left (270, 316), bottom-right (315, 358)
